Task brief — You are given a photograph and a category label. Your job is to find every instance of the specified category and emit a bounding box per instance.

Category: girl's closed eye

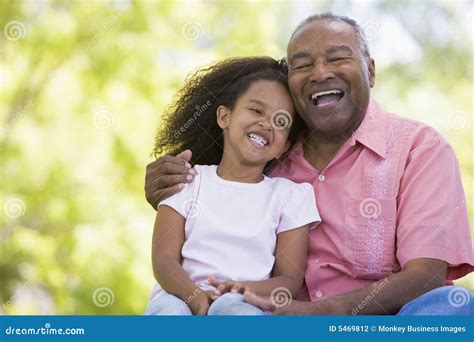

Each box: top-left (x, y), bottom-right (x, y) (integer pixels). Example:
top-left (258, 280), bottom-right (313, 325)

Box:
top-left (249, 107), bottom-right (263, 116)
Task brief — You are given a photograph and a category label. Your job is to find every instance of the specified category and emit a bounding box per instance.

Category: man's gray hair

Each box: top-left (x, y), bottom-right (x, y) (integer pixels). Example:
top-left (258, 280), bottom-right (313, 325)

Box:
top-left (291, 12), bottom-right (371, 61)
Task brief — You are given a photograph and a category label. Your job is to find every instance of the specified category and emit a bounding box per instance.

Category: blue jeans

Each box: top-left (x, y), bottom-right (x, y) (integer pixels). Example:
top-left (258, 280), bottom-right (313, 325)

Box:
top-left (145, 292), bottom-right (265, 316)
top-left (397, 286), bottom-right (474, 315)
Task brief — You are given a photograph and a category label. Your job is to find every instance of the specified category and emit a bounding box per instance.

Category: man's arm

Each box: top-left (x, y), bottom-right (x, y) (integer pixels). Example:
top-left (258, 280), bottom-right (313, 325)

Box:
top-left (245, 258), bottom-right (448, 315)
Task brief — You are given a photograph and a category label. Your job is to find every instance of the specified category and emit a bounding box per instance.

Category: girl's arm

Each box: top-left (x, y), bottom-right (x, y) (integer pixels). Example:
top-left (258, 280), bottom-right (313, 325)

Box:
top-left (152, 205), bottom-right (212, 313)
top-left (211, 225), bottom-right (309, 298)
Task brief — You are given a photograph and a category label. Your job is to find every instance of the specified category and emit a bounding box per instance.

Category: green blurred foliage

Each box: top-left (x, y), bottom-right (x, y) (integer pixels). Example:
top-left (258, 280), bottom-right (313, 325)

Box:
top-left (0, 0), bottom-right (472, 314)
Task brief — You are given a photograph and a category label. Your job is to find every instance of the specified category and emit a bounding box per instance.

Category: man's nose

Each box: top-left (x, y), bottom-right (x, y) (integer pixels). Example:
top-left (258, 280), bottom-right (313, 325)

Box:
top-left (309, 61), bottom-right (334, 83)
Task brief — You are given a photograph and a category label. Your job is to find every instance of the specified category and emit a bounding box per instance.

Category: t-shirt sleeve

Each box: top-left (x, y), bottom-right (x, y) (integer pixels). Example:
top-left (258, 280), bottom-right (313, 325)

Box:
top-left (157, 176), bottom-right (197, 219)
top-left (277, 182), bottom-right (321, 234)
top-left (396, 130), bottom-right (474, 279)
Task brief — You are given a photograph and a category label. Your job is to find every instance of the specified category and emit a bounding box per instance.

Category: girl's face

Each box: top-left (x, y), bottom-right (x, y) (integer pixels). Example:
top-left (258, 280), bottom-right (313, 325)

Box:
top-left (217, 80), bottom-right (295, 166)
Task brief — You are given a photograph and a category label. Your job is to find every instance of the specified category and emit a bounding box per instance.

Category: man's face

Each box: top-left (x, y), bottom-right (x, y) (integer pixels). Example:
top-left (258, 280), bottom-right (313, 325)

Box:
top-left (287, 19), bottom-right (375, 139)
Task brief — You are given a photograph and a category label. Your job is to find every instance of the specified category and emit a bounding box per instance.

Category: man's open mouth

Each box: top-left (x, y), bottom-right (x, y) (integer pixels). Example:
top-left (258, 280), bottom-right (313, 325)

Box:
top-left (310, 89), bottom-right (344, 107)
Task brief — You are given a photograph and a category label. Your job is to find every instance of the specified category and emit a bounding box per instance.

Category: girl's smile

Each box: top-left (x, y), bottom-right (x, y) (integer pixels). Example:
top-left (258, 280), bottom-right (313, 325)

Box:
top-left (217, 80), bottom-right (295, 167)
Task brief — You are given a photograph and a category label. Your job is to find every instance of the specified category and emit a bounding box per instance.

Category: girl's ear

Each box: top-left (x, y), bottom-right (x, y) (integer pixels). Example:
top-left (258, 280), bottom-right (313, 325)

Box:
top-left (216, 105), bottom-right (231, 129)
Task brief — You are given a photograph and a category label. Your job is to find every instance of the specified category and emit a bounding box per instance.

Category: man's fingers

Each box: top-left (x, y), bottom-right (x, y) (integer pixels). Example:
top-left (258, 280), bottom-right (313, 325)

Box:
top-left (157, 162), bottom-right (195, 177)
top-left (161, 153), bottom-right (191, 167)
top-left (176, 149), bottom-right (192, 162)
top-left (244, 291), bottom-right (275, 312)
top-left (155, 174), bottom-right (193, 189)
top-left (150, 184), bottom-right (185, 207)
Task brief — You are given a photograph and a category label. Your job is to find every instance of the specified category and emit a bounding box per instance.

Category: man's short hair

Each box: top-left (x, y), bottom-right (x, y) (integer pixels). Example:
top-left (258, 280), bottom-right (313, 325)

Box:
top-left (291, 12), bottom-right (371, 61)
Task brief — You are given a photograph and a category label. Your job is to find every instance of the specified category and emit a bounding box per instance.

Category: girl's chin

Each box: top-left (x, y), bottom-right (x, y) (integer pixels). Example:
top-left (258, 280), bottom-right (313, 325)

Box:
top-left (240, 152), bottom-right (273, 166)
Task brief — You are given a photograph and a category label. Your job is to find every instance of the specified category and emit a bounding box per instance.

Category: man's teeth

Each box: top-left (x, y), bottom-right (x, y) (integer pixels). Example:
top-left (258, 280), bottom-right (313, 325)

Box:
top-left (311, 89), bottom-right (342, 101)
top-left (247, 133), bottom-right (268, 147)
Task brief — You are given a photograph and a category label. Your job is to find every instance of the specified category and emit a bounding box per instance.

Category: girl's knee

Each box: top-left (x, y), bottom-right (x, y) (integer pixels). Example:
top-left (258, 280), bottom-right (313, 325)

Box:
top-left (145, 294), bottom-right (192, 315)
top-left (208, 293), bottom-right (263, 315)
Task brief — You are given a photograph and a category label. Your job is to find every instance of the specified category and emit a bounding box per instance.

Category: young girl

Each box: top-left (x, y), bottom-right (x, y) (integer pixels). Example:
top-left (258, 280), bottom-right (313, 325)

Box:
top-left (145, 57), bottom-right (321, 315)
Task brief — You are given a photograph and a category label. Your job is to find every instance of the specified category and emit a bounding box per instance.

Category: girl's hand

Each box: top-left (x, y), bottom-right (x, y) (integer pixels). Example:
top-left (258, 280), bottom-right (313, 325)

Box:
top-left (208, 276), bottom-right (248, 295)
top-left (188, 290), bottom-right (218, 316)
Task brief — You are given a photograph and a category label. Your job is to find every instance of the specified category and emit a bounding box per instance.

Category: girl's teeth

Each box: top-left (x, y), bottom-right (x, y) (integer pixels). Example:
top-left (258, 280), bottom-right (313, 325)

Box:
top-left (248, 133), bottom-right (267, 147)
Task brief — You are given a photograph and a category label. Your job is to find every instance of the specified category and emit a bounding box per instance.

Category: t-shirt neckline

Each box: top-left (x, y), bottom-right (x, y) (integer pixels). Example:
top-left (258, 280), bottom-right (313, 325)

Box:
top-left (210, 165), bottom-right (269, 189)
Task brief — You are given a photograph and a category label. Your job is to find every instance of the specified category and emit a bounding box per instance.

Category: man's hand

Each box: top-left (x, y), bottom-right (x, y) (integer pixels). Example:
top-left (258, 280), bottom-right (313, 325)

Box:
top-left (145, 150), bottom-right (195, 209)
top-left (243, 291), bottom-right (342, 315)
top-left (208, 276), bottom-right (247, 295)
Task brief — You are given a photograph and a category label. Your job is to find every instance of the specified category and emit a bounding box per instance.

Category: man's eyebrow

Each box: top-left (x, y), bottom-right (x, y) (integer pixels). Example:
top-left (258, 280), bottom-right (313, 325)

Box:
top-left (326, 45), bottom-right (354, 55)
top-left (288, 51), bottom-right (312, 64)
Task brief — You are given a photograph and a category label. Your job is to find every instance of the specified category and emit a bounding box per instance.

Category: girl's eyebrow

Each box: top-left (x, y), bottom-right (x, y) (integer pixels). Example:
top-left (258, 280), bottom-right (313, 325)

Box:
top-left (248, 99), bottom-right (267, 108)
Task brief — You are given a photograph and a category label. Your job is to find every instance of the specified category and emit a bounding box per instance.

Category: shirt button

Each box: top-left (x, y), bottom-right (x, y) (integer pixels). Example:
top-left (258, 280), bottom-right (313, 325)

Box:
top-left (315, 290), bottom-right (323, 298)
top-left (318, 174), bottom-right (325, 181)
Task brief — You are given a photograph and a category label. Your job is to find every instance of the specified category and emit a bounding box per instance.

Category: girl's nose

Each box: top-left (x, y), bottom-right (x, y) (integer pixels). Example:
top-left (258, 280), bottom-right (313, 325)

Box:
top-left (258, 120), bottom-right (272, 130)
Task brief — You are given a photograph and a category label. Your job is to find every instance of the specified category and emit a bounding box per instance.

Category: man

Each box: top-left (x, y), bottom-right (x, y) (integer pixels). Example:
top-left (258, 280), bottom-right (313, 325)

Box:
top-left (145, 13), bottom-right (473, 314)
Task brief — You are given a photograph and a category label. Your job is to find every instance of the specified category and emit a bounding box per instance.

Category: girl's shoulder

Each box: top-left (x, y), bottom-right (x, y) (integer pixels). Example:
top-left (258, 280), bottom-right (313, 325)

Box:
top-left (190, 164), bottom-right (216, 176)
top-left (264, 176), bottom-right (313, 194)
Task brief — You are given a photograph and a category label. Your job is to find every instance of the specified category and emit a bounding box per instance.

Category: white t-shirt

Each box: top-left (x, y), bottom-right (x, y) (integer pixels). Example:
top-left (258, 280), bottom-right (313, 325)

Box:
top-left (149, 164), bottom-right (321, 301)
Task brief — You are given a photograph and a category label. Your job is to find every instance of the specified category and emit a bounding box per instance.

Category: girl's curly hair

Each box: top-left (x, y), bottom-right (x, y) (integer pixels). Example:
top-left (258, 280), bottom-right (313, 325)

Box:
top-left (153, 56), bottom-right (305, 167)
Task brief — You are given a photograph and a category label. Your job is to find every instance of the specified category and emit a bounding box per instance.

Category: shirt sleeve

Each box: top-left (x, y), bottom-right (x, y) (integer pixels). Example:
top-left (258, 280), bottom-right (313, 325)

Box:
top-left (396, 128), bottom-right (474, 279)
top-left (157, 174), bottom-right (198, 219)
top-left (277, 182), bottom-right (321, 234)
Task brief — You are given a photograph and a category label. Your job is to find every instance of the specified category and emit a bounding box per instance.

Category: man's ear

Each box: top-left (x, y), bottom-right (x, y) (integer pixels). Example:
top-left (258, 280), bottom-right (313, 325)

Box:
top-left (216, 105), bottom-right (230, 129)
top-left (368, 58), bottom-right (375, 88)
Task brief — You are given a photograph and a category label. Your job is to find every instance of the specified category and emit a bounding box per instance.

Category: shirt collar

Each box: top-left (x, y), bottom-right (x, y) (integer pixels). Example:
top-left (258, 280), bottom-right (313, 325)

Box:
top-left (288, 97), bottom-right (388, 161)
top-left (352, 98), bottom-right (387, 159)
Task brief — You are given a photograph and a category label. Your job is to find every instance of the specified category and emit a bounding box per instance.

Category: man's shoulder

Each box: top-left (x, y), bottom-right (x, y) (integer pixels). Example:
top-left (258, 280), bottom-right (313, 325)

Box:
top-left (385, 111), bottom-right (449, 151)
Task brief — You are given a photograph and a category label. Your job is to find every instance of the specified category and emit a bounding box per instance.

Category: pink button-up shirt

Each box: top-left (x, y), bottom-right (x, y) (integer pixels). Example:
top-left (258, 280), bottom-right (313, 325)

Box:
top-left (269, 98), bottom-right (473, 302)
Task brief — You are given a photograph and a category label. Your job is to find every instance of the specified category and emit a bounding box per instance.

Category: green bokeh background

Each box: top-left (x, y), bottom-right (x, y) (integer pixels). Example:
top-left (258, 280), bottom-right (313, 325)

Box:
top-left (1, 0), bottom-right (472, 314)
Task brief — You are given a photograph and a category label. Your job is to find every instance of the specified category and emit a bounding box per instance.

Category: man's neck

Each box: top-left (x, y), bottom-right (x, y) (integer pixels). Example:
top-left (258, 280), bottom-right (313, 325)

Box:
top-left (302, 133), bottom-right (350, 171)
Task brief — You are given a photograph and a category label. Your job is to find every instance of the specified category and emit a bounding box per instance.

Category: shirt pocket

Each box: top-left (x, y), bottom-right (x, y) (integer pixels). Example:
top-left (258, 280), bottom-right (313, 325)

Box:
top-left (343, 198), bottom-right (397, 279)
